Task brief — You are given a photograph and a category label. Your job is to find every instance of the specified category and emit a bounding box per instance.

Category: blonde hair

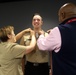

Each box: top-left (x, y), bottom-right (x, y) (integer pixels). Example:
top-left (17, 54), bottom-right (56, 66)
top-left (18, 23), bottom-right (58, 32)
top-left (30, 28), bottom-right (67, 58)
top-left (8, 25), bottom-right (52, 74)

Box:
top-left (0, 25), bottom-right (14, 42)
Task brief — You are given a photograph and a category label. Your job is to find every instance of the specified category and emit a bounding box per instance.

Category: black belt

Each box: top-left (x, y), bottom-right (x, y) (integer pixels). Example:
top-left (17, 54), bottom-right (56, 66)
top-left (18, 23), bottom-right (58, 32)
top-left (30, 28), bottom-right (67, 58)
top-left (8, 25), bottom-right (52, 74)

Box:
top-left (26, 61), bottom-right (48, 66)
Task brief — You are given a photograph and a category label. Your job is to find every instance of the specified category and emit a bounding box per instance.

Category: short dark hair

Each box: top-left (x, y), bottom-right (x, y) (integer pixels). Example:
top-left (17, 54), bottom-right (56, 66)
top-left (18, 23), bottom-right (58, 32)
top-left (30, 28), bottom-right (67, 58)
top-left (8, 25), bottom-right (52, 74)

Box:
top-left (32, 13), bottom-right (42, 20)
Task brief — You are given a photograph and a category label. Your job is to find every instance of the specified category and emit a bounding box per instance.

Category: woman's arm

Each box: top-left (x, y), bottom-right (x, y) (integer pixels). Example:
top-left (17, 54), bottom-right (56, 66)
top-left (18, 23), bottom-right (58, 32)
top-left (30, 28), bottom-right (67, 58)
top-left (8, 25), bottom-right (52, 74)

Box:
top-left (15, 28), bottom-right (31, 41)
top-left (25, 30), bottom-right (36, 54)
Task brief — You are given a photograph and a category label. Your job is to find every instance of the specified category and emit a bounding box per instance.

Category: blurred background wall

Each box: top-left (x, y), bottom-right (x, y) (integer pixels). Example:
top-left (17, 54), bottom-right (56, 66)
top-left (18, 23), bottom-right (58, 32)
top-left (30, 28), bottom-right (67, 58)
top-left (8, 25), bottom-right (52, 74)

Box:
top-left (0, 0), bottom-right (76, 42)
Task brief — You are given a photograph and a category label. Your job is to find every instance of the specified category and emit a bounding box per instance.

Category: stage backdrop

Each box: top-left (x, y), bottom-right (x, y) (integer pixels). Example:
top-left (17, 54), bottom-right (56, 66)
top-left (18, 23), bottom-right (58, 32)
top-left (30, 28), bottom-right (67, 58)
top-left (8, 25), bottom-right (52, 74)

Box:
top-left (0, 0), bottom-right (76, 42)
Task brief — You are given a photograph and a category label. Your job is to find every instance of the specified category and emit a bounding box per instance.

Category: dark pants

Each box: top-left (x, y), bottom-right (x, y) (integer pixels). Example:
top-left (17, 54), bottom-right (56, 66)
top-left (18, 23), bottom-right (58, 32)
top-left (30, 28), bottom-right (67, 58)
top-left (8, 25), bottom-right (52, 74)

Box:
top-left (24, 61), bottom-right (49, 75)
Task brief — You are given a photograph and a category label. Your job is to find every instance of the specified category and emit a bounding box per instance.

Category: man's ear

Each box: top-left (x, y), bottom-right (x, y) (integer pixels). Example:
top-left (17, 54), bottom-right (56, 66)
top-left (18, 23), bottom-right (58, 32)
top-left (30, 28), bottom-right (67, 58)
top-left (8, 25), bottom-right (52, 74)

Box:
top-left (61, 12), bottom-right (65, 19)
top-left (41, 21), bottom-right (43, 26)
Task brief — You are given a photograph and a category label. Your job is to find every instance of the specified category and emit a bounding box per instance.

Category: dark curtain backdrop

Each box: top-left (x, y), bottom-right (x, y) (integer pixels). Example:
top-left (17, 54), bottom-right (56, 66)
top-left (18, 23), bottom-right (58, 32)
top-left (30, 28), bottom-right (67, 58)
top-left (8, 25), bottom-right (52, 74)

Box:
top-left (0, 0), bottom-right (76, 42)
